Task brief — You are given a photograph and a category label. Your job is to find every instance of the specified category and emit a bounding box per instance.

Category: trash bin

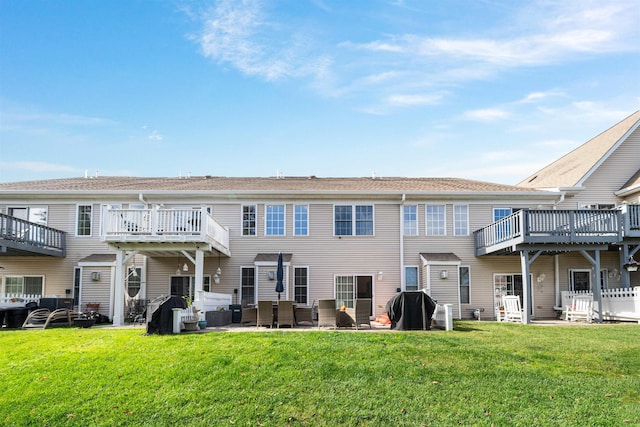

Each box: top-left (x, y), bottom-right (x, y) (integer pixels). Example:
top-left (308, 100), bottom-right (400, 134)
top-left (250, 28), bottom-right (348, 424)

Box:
top-left (5, 307), bottom-right (29, 329)
top-left (230, 304), bottom-right (242, 323)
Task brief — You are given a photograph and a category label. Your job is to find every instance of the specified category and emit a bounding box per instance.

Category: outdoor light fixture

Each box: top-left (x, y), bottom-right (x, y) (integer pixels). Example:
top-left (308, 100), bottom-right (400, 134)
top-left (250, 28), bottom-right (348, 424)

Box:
top-left (216, 252), bottom-right (222, 276)
top-left (182, 263), bottom-right (189, 272)
top-left (440, 270), bottom-right (448, 279)
top-left (377, 271), bottom-right (383, 280)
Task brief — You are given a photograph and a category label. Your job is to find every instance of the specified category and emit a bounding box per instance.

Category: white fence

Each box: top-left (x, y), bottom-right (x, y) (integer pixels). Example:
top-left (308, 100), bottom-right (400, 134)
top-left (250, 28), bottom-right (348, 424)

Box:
top-left (0, 294), bottom-right (55, 309)
top-left (194, 291), bottom-right (233, 313)
top-left (433, 304), bottom-right (453, 330)
top-left (560, 287), bottom-right (640, 322)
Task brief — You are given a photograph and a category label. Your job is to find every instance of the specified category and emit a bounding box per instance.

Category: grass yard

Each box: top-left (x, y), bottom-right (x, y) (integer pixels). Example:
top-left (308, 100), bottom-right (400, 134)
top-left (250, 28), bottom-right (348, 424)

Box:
top-left (1, 322), bottom-right (639, 426)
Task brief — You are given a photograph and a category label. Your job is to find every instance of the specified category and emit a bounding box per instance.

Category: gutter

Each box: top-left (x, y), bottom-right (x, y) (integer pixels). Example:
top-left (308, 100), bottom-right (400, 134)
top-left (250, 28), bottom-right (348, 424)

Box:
top-left (399, 194), bottom-right (406, 291)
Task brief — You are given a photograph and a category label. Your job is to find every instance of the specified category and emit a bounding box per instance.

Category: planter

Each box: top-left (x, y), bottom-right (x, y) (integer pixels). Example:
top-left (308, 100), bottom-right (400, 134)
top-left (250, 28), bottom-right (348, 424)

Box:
top-left (198, 320), bottom-right (208, 330)
top-left (183, 320), bottom-right (199, 331)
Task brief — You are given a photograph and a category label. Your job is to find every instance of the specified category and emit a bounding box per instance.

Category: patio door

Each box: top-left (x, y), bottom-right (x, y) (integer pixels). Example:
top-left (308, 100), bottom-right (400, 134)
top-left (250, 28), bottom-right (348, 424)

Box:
top-left (356, 276), bottom-right (373, 315)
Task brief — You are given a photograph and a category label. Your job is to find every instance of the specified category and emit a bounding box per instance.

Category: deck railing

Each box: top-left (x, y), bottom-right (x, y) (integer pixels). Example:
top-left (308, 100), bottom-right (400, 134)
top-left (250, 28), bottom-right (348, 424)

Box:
top-left (622, 204), bottom-right (640, 237)
top-left (474, 209), bottom-right (622, 255)
top-left (560, 287), bottom-right (640, 322)
top-left (102, 208), bottom-right (229, 251)
top-left (0, 213), bottom-right (66, 256)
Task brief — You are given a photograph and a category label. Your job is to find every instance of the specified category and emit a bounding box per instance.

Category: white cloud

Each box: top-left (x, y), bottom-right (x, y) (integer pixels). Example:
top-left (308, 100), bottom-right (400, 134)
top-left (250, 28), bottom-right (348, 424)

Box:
top-left (147, 130), bottom-right (163, 141)
top-left (386, 93), bottom-right (443, 107)
top-left (518, 91), bottom-right (566, 104)
top-left (192, 0), bottom-right (331, 82)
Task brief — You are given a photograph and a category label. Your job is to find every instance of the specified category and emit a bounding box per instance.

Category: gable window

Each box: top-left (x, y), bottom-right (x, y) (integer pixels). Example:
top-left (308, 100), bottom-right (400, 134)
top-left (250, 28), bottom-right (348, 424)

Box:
top-left (403, 205), bottom-right (418, 236)
top-left (334, 205), bottom-right (374, 236)
top-left (294, 205), bottom-right (308, 236)
top-left (425, 205), bottom-right (445, 236)
top-left (453, 205), bottom-right (468, 236)
top-left (4, 276), bottom-right (44, 296)
top-left (459, 266), bottom-right (470, 304)
top-left (405, 266), bottom-right (419, 291)
top-left (77, 205), bottom-right (92, 236)
top-left (294, 267), bottom-right (309, 304)
top-left (242, 205), bottom-right (257, 236)
top-left (241, 267), bottom-right (256, 306)
top-left (265, 205), bottom-right (285, 236)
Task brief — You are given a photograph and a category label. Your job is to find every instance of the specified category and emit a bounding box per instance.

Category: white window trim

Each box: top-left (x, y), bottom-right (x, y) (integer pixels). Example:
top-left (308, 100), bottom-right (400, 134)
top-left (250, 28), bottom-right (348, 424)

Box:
top-left (404, 265), bottom-right (419, 291)
top-left (459, 265), bottom-right (471, 304)
top-left (453, 204), bottom-right (469, 236)
top-left (3, 275), bottom-right (45, 296)
top-left (293, 266), bottom-right (310, 305)
top-left (76, 204), bottom-right (93, 237)
top-left (403, 205), bottom-right (419, 236)
top-left (241, 205), bottom-right (258, 237)
top-left (333, 204), bottom-right (375, 237)
top-left (265, 204), bottom-right (286, 236)
top-left (293, 204), bottom-right (309, 236)
top-left (425, 204), bottom-right (446, 236)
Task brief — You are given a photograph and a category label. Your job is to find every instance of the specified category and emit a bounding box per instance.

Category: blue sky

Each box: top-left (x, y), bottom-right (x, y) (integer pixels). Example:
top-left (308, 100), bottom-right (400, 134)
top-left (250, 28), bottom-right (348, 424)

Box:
top-left (1, 0), bottom-right (638, 185)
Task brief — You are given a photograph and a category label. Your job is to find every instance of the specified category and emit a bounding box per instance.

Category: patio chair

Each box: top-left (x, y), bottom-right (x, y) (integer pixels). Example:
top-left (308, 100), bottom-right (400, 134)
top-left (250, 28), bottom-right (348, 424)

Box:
top-left (277, 300), bottom-right (295, 328)
top-left (241, 306), bottom-right (257, 326)
top-left (256, 300), bottom-right (274, 328)
top-left (294, 303), bottom-right (314, 326)
top-left (502, 296), bottom-right (523, 323)
top-left (44, 308), bottom-right (73, 328)
top-left (565, 295), bottom-right (593, 322)
top-left (317, 299), bottom-right (337, 329)
top-left (354, 298), bottom-right (372, 329)
top-left (21, 308), bottom-right (51, 329)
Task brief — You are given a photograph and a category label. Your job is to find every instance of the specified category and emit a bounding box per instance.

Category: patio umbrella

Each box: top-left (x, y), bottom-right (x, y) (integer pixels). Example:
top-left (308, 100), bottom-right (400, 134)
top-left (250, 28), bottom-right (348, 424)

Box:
top-left (275, 252), bottom-right (284, 300)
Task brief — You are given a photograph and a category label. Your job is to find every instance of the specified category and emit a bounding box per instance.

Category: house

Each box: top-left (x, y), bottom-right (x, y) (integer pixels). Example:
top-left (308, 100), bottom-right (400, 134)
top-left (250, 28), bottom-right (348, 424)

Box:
top-left (1, 111), bottom-right (639, 325)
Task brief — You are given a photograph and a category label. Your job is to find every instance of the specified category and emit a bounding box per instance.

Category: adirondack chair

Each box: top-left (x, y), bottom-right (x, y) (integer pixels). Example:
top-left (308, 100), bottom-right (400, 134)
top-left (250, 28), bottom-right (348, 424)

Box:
top-left (565, 295), bottom-right (593, 322)
top-left (22, 308), bottom-right (51, 329)
top-left (354, 298), bottom-right (372, 329)
top-left (502, 295), bottom-right (524, 323)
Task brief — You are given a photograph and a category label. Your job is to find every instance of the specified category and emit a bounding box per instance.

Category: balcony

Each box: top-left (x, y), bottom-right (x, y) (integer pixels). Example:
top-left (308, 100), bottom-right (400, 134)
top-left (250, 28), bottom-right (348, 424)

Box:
top-left (621, 204), bottom-right (640, 238)
top-left (102, 208), bottom-right (230, 255)
top-left (474, 209), bottom-right (624, 256)
top-left (0, 213), bottom-right (66, 257)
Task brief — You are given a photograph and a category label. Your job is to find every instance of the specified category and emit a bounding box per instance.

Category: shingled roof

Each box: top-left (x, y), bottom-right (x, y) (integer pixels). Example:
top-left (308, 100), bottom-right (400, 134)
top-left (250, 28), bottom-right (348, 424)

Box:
top-left (518, 110), bottom-right (640, 189)
top-left (0, 175), bottom-right (544, 195)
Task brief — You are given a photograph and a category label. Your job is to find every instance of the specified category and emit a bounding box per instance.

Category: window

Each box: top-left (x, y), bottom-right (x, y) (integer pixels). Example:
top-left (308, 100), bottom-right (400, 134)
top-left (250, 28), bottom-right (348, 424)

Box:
top-left (403, 205), bottom-right (418, 236)
top-left (294, 205), bottom-right (308, 236)
top-left (334, 205), bottom-right (374, 236)
top-left (4, 276), bottom-right (44, 295)
top-left (294, 267), bottom-right (309, 304)
top-left (265, 205), bottom-right (285, 236)
top-left (73, 267), bottom-right (81, 306)
top-left (241, 267), bottom-right (256, 306)
top-left (335, 276), bottom-right (354, 308)
top-left (405, 266), bottom-right (419, 291)
top-left (459, 266), bottom-right (470, 304)
top-left (425, 205), bottom-right (445, 236)
top-left (493, 208), bottom-right (511, 222)
top-left (242, 205), bottom-right (257, 236)
top-left (453, 205), bottom-right (468, 236)
top-left (77, 205), bottom-right (92, 236)
top-left (127, 267), bottom-right (142, 298)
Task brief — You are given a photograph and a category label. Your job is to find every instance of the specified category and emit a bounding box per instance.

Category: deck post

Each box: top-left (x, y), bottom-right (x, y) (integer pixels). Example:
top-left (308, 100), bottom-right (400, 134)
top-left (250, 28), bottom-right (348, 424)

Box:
top-left (520, 250), bottom-right (531, 324)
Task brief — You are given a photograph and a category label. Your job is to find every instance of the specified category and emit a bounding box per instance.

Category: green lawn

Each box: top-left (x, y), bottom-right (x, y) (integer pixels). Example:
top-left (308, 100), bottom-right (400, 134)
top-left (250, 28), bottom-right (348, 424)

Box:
top-left (1, 322), bottom-right (639, 426)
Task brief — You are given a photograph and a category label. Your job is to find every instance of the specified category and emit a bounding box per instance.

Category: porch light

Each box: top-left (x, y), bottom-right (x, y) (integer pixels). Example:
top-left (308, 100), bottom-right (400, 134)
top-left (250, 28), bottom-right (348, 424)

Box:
top-left (182, 263), bottom-right (189, 272)
top-left (377, 271), bottom-right (383, 280)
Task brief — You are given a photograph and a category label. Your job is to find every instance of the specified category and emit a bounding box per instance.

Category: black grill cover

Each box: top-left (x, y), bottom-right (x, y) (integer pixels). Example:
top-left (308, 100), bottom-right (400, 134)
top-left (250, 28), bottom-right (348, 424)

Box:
top-left (386, 291), bottom-right (436, 330)
top-left (146, 296), bottom-right (187, 335)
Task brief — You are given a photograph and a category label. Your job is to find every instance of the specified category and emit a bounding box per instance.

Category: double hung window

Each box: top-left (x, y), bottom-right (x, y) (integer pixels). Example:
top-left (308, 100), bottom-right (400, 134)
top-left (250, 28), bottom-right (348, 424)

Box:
top-left (265, 205), bottom-right (285, 236)
top-left (334, 205), bottom-right (374, 236)
top-left (403, 205), bottom-right (418, 236)
top-left (453, 205), bottom-right (469, 236)
top-left (425, 205), bottom-right (445, 236)
top-left (242, 205), bottom-right (257, 236)
top-left (294, 267), bottom-right (309, 304)
top-left (77, 205), bottom-right (92, 236)
top-left (294, 205), bottom-right (308, 236)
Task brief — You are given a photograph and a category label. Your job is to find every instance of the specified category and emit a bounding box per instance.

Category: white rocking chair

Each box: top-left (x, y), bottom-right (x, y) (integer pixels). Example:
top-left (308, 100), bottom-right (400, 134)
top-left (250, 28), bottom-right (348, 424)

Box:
top-left (565, 295), bottom-right (593, 322)
top-left (502, 296), bottom-right (524, 323)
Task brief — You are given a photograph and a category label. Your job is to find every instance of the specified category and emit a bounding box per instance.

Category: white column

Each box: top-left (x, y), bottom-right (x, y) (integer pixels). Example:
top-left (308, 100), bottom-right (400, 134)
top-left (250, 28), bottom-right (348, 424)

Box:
top-left (520, 251), bottom-right (531, 324)
top-left (113, 250), bottom-right (125, 326)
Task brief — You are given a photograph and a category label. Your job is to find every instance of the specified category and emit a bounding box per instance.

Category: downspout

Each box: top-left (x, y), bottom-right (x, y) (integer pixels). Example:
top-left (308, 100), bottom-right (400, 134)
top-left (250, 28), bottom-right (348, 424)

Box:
top-left (399, 194), bottom-right (406, 291)
top-left (138, 193), bottom-right (147, 207)
top-left (553, 191), bottom-right (565, 308)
